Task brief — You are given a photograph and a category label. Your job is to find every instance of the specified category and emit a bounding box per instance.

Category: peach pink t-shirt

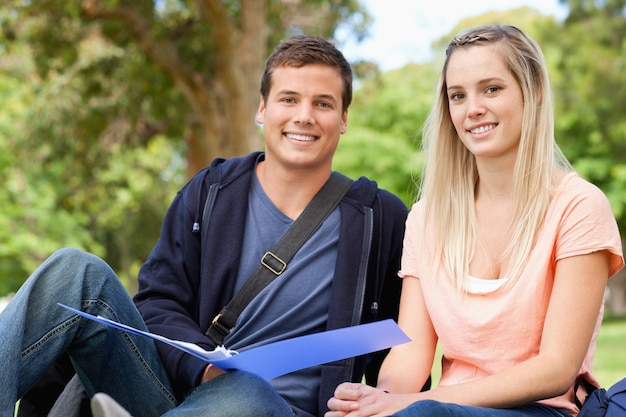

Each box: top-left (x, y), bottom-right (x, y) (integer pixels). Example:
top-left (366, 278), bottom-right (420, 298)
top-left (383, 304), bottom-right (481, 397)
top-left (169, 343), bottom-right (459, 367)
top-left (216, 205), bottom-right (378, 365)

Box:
top-left (399, 173), bottom-right (624, 416)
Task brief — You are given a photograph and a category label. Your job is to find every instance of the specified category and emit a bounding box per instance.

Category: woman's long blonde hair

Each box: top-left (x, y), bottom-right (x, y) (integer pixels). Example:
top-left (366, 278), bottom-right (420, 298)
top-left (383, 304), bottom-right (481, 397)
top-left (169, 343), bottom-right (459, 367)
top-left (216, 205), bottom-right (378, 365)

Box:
top-left (418, 25), bottom-right (572, 290)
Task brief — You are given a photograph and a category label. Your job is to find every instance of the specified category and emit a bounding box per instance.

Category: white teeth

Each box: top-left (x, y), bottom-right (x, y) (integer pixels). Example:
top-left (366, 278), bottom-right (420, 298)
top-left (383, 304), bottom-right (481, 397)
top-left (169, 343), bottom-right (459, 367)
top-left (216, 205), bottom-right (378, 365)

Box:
top-left (470, 124), bottom-right (496, 134)
top-left (286, 133), bottom-right (316, 141)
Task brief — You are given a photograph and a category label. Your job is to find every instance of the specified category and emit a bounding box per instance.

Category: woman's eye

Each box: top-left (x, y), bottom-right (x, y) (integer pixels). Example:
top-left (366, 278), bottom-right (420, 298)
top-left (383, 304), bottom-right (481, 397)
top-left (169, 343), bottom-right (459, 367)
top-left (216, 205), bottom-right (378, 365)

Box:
top-left (450, 92), bottom-right (464, 101)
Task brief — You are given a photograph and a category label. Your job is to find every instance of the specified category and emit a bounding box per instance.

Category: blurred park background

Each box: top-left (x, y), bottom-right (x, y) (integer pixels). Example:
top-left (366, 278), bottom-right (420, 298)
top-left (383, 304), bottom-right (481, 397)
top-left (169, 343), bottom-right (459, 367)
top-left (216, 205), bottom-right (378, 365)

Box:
top-left (0, 0), bottom-right (624, 385)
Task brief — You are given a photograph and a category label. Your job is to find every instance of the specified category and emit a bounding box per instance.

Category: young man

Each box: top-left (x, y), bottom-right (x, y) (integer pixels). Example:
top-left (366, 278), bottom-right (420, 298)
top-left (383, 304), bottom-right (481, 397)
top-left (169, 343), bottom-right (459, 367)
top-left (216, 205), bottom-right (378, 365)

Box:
top-left (1, 35), bottom-right (409, 417)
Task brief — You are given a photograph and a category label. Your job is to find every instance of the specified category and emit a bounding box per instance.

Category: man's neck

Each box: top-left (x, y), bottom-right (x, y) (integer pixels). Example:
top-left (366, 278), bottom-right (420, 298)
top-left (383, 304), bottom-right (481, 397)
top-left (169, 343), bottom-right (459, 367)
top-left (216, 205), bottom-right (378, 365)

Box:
top-left (255, 161), bottom-right (331, 220)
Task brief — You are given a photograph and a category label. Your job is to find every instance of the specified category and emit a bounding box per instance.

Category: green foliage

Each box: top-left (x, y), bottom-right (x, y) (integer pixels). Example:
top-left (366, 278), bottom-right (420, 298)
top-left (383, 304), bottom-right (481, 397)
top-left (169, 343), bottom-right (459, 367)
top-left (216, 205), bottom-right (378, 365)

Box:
top-left (334, 63), bottom-right (437, 206)
top-left (0, 1), bottom-right (625, 299)
top-left (0, 1), bottom-right (373, 295)
top-left (0, 70), bottom-right (105, 294)
top-left (548, 0), bottom-right (626, 233)
top-left (0, 27), bottom-right (184, 294)
top-left (334, 125), bottom-right (423, 206)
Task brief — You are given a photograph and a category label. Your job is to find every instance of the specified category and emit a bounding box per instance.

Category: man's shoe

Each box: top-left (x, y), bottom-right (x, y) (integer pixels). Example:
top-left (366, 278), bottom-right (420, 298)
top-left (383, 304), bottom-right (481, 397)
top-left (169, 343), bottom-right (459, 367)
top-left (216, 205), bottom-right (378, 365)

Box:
top-left (90, 393), bottom-right (132, 417)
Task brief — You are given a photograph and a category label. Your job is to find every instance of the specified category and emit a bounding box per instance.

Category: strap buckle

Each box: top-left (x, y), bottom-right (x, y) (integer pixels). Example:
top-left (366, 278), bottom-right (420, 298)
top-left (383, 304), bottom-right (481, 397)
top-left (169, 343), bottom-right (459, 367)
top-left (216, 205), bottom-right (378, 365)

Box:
top-left (261, 251), bottom-right (286, 275)
top-left (209, 312), bottom-right (232, 340)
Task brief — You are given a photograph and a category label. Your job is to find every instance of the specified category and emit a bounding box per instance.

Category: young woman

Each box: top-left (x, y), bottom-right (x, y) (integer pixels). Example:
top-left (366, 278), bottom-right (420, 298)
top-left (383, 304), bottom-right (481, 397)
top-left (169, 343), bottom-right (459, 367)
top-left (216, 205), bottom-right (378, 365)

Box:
top-left (326, 24), bottom-right (623, 417)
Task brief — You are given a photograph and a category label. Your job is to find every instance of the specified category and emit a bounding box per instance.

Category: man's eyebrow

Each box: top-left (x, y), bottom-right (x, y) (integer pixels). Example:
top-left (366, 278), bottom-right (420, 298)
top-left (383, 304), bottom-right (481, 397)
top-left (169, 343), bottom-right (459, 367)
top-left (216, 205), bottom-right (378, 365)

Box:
top-left (316, 93), bottom-right (339, 102)
top-left (275, 90), bottom-right (339, 103)
top-left (275, 89), bottom-right (299, 96)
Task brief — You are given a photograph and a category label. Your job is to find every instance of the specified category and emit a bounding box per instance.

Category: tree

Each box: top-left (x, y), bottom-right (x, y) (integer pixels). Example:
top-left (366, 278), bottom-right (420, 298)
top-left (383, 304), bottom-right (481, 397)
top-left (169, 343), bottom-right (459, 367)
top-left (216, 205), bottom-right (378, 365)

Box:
top-left (550, 0), bottom-right (626, 224)
top-left (0, 1), bottom-right (373, 294)
top-left (0, 64), bottom-right (107, 294)
top-left (551, 0), bottom-right (626, 314)
top-left (334, 62), bottom-right (437, 206)
top-left (3, 0), bottom-right (371, 177)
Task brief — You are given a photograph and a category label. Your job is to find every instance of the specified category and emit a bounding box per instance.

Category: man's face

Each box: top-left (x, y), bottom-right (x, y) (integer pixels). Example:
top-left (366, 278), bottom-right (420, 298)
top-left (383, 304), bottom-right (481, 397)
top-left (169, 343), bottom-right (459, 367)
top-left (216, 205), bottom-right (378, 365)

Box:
top-left (255, 64), bottom-right (348, 172)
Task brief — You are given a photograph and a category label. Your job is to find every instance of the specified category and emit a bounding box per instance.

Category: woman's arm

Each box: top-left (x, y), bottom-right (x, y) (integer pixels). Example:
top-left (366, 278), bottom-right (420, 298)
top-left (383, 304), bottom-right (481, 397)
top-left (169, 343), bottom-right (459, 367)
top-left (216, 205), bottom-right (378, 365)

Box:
top-left (326, 275), bottom-right (438, 416)
top-left (326, 250), bottom-right (610, 417)
top-left (421, 250), bottom-right (609, 407)
top-left (377, 276), bottom-right (437, 393)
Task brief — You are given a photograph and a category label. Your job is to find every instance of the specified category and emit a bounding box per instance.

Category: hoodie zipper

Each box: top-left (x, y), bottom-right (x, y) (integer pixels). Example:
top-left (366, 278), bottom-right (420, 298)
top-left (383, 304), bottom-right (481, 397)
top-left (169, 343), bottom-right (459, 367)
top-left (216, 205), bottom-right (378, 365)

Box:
top-left (345, 206), bottom-right (374, 381)
top-left (198, 183), bottom-right (220, 248)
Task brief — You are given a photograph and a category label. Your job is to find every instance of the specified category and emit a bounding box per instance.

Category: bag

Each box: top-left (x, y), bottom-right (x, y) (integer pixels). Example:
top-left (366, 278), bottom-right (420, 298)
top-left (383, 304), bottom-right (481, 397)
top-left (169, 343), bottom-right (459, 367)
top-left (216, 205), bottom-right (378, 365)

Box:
top-left (577, 376), bottom-right (626, 417)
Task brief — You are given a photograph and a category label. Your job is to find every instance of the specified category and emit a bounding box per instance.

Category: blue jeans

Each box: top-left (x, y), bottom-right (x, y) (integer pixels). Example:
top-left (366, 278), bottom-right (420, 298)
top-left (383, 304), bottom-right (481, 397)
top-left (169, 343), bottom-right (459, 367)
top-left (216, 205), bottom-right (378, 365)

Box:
top-left (0, 248), bottom-right (293, 417)
top-left (167, 371), bottom-right (294, 417)
top-left (391, 400), bottom-right (572, 417)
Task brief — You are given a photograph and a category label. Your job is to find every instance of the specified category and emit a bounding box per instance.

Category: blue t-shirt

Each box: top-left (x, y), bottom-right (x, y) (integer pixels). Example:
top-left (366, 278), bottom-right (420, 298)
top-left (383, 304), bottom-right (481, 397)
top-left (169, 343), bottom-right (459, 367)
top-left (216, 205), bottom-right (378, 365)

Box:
top-left (223, 173), bottom-right (339, 416)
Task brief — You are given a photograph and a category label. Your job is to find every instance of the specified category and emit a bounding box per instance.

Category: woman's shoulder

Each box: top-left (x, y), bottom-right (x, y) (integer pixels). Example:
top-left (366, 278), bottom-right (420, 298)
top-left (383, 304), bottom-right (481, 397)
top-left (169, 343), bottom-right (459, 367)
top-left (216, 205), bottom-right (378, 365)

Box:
top-left (409, 198), bottom-right (427, 213)
top-left (552, 172), bottom-right (624, 278)
top-left (555, 172), bottom-right (610, 205)
top-left (549, 172), bottom-right (616, 230)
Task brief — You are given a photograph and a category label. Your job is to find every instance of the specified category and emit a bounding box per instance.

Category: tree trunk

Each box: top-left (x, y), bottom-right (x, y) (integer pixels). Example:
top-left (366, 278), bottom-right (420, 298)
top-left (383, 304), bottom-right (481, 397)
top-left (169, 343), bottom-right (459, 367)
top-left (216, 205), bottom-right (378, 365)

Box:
top-left (83, 0), bottom-right (268, 178)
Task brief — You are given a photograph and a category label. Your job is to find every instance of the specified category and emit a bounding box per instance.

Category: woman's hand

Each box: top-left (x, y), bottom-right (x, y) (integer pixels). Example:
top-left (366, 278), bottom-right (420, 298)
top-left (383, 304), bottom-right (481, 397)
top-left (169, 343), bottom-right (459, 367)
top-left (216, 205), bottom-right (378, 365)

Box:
top-left (325, 382), bottom-right (410, 417)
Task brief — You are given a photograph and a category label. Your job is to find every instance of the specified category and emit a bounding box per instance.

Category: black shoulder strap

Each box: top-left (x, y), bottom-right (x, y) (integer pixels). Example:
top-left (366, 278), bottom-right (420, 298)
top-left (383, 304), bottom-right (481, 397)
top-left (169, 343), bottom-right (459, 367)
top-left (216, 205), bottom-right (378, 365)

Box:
top-left (205, 172), bottom-right (353, 345)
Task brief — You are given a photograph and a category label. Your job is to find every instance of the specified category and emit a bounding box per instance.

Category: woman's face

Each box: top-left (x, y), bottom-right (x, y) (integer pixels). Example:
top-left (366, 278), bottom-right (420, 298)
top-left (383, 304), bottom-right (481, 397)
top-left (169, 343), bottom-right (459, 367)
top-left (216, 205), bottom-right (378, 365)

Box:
top-left (445, 44), bottom-right (524, 165)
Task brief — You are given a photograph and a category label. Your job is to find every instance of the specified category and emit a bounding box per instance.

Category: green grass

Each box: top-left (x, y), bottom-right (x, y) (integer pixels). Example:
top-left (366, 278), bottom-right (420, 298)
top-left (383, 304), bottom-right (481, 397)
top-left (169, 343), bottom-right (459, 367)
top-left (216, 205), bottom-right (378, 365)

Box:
top-left (594, 316), bottom-right (626, 387)
top-left (428, 316), bottom-right (626, 389)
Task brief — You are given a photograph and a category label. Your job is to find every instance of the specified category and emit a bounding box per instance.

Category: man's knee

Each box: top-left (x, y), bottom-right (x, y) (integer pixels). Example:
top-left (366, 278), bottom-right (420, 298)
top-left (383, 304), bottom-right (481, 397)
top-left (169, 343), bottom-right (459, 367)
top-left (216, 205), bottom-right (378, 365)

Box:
top-left (209, 371), bottom-right (288, 410)
top-left (176, 371), bottom-right (293, 417)
top-left (48, 248), bottom-right (107, 272)
top-left (39, 248), bottom-right (116, 288)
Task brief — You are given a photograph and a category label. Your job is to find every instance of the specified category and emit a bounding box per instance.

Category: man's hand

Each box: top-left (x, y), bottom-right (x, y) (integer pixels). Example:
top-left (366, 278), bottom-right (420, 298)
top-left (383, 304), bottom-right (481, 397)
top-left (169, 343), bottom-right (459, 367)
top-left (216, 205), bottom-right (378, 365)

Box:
top-left (200, 363), bottom-right (225, 384)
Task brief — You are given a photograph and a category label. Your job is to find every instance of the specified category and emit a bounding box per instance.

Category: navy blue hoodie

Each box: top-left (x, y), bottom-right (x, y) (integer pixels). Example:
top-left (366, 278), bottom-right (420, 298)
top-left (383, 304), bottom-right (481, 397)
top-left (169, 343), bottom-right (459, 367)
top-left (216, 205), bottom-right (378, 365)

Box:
top-left (133, 152), bottom-right (408, 414)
